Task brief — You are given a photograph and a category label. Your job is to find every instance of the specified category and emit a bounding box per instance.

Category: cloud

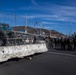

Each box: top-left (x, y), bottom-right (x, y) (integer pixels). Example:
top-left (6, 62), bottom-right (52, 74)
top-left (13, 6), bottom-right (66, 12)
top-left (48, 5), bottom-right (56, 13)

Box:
top-left (21, 15), bottom-right (36, 19)
top-left (18, 2), bottom-right (76, 23)
top-left (44, 24), bottom-right (59, 30)
top-left (50, 5), bottom-right (76, 22)
top-left (1, 1), bottom-right (76, 32)
top-left (44, 26), bottom-right (52, 29)
top-left (40, 4), bottom-right (76, 23)
top-left (42, 22), bottom-right (56, 25)
top-left (31, 0), bottom-right (39, 6)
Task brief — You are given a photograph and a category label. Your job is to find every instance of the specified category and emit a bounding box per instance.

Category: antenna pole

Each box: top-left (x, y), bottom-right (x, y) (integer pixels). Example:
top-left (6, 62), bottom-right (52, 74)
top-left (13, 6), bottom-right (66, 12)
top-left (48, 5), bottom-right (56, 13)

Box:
top-left (14, 8), bottom-right (16, 45)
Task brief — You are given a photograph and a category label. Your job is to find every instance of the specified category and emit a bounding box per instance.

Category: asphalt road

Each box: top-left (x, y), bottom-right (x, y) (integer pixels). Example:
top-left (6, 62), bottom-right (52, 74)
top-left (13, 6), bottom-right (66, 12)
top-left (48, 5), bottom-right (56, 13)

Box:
top-left (0, 49), bottom-right (76, 75)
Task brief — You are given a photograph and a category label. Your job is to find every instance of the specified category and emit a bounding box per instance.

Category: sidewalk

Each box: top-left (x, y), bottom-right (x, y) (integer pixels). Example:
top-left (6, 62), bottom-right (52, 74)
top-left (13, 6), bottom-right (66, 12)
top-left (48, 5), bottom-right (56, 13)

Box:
top-left (48, 48), bottom-right (76, 55)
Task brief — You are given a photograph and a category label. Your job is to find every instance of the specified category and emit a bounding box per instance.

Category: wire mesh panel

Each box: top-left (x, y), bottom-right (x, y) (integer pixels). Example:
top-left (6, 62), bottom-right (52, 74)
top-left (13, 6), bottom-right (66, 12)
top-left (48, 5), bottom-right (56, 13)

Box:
top-left (0, 12), bottom-right (46, 46)
top-left (0, 12), bottom-right (26, 27)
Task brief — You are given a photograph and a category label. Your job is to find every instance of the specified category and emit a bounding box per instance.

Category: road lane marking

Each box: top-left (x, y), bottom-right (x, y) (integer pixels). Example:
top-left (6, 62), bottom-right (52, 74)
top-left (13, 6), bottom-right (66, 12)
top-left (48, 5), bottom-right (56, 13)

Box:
top-left (46, 52), bottom-right (76, 57)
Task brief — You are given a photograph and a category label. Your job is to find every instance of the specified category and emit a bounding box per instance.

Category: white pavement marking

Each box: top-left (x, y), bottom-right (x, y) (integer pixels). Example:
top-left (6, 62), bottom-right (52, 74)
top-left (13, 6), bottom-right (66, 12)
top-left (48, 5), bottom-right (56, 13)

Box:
top-left (46, 52), bottom-right (76, 57)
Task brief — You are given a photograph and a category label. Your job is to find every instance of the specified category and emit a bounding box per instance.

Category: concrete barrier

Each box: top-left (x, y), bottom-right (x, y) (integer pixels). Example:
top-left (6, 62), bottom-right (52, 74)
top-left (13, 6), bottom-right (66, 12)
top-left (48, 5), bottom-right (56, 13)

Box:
top-left (0, 43), bottom-right (48, 62)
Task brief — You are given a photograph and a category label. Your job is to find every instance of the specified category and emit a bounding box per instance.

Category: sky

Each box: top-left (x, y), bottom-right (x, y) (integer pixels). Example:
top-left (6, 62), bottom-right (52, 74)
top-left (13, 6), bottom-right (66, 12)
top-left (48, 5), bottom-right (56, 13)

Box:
top-left (0, 0), bottom-right (76, 35)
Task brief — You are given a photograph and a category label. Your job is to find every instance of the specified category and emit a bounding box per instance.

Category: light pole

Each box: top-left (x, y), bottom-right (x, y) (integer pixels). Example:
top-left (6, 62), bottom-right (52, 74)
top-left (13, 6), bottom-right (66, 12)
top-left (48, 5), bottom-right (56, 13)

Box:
top-left (25, 16), bottom-right (28, 33)
top-left (40, 22), bottom-right (43, 35)
top-left (69, 23), bottom-right (72, 36)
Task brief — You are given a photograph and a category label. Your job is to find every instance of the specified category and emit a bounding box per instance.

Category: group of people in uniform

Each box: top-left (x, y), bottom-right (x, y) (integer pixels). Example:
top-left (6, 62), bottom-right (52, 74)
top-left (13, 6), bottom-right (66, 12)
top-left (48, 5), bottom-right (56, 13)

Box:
top-left (45, 33), bottom-right (76, 51)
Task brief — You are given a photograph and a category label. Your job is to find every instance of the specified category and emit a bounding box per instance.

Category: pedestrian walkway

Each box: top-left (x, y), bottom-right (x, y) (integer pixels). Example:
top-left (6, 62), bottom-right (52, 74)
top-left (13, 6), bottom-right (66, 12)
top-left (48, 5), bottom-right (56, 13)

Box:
top-left (48, 48), bottom-right (76, 55)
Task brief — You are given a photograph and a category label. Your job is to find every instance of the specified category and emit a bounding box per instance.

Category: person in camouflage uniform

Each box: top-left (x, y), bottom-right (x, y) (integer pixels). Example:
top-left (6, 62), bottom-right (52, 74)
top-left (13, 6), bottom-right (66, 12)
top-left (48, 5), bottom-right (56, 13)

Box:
top-left (45, 36), bottom-right (51, 49)
top-left (73, 35), bottom-right (76, 50)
